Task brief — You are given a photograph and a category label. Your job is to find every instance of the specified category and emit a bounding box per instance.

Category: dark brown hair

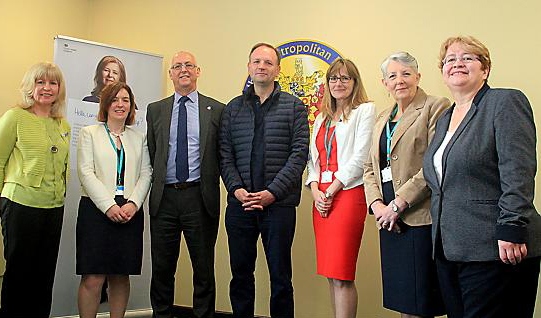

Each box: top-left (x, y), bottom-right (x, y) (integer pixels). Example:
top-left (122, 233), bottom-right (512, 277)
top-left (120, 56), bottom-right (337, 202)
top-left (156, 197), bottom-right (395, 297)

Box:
top-left (97, 82), bottom-right (136, 125)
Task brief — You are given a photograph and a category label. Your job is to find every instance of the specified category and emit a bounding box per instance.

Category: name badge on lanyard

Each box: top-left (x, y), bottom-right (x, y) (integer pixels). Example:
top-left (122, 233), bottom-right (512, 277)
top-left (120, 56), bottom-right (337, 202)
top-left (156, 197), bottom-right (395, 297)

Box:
top-left (381, 166), bottom-right (393, 183)
top-left (115, 185), bottom-right (124, 195)
top-left (321, 119), bottom-right (336, 184)
top-left (105, 124), bottom-right (125, 195)
top-left (382, 105), bottom-right (400, 184)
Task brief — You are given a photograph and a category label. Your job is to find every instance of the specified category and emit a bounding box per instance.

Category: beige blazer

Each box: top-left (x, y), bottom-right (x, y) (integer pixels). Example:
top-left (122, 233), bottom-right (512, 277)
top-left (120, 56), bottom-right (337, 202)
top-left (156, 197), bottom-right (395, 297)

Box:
top-left (363, 88), bottom-right (450, 226)
top-left (77, 123), bottom-right (152, 213)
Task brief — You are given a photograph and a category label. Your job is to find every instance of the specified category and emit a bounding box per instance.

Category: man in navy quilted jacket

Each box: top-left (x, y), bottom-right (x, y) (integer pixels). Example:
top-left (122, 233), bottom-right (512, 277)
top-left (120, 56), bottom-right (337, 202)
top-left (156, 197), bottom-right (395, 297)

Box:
top-left (219, 42), bottom-right (309, 318)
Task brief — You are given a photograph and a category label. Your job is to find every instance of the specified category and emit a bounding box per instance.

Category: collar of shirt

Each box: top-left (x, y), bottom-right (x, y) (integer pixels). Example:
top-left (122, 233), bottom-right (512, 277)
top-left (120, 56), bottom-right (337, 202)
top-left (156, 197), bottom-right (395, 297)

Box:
top-left (174, 90), bottom-right (199, 106)
top-left (244, 82), bottom-right (281, 104)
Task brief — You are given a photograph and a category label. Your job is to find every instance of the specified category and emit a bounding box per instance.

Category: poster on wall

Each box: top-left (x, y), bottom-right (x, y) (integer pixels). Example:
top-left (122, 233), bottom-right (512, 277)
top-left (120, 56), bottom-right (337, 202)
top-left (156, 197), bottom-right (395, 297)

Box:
top-left (52, 35), bottom-right (163, 317)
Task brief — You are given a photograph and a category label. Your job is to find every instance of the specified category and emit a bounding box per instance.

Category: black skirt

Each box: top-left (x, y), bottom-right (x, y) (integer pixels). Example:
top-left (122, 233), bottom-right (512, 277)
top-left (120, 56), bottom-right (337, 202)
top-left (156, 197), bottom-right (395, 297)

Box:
top-left (379, 223), bottom-right (445, 316)
top-left (76, 196), bottom-right (143, 275)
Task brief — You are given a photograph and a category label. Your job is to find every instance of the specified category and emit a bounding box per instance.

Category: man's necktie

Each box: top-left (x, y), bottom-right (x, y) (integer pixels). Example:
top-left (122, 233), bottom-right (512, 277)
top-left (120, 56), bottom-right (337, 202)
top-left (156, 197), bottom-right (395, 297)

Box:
top-left (176, 96), bottom-right (190, 182)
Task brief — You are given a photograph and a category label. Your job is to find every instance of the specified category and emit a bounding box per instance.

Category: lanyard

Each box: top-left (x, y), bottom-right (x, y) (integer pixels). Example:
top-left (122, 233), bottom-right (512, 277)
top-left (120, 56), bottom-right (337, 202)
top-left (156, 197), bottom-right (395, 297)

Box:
top-left (104, 124), bottom-right (125, 186)
top-left (324, 118), bottom-right (337, 171)
top-left (385, 105), bottom-right (401, 165)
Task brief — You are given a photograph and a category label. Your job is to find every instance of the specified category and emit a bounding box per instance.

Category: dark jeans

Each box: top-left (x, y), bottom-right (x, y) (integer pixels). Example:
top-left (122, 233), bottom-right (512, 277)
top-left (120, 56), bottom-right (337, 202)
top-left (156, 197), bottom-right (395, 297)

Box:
top-left (436, 253), bottom-right (541, 318)
top-left (0, 198), bottom-right (64, 318)
top-left (225, 203), bottom-right (296, 318)
top-left (150, 186), bottom-right (218, 318)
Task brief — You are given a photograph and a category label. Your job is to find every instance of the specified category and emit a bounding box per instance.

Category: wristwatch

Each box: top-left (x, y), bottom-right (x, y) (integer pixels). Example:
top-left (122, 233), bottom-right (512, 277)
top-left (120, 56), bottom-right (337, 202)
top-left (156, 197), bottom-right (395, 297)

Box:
top-left (325, 191), bottom-right (333, 200)
top-left (391, 200), bottom-right (399, 213)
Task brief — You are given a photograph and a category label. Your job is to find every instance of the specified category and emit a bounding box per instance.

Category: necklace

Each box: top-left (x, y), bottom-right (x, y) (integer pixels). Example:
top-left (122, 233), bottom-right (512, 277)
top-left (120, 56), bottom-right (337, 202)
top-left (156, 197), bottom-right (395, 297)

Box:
top-left (106, 123), bottom-right (125, 138)
top-left (109, 130), bottom-right (123, 138)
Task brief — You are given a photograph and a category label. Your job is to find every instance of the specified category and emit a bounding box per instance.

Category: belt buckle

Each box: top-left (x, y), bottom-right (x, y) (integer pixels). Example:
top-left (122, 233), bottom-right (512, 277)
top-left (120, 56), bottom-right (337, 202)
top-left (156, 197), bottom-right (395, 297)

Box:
top-left (174, 183), bottom-right (187, 190)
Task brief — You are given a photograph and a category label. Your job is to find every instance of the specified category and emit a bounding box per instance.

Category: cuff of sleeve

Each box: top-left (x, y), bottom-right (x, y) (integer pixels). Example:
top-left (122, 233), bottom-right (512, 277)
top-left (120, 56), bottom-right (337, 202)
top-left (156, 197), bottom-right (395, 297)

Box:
top-left (367, 199), bottom-right (382, 215)
top-left (495, 224), bottom-right (527, 243)
top-left (127, 200), bottom-right (139, 210)
top-left (266, 186), bottom-right (281, 202)
top-left (230, 185), bottom-right (242, 194)
top-left (101, 201), bottom-right (116, 214)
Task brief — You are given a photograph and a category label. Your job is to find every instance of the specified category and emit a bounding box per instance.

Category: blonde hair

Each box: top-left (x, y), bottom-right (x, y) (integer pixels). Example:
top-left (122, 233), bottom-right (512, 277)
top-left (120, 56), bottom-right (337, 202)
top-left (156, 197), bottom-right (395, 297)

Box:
top-left (438, 35), bottom-right (491, 80)
top-left (320, 58), bottom-right (370, 121)
top-left (20, 62), bottom-right (67, 119)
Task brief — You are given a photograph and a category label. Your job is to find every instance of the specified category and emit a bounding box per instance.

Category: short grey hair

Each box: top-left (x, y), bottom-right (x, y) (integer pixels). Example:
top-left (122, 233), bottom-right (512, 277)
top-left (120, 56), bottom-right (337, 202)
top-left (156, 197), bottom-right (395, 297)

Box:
top-left (380, 51), bottom-right (419, 78)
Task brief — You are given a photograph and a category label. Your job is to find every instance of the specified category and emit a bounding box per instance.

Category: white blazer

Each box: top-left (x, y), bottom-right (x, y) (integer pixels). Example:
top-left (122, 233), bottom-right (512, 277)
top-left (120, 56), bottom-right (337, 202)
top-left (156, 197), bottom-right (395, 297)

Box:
top-left (77, 123), bottom-right (152, 213)
top-left (306, 102), bottom-right (375, 189)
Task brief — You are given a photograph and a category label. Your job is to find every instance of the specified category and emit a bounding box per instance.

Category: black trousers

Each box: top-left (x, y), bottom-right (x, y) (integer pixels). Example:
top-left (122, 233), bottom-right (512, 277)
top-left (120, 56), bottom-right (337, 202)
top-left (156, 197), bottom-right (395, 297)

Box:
top-left (436, 253), bottom-right (541, 318)
top-left (150, 185), bottom-right (218, 318)
top-left (0, 198), bottom-right (64, 318)
top-left (225, 203), bottom-right (296, 318)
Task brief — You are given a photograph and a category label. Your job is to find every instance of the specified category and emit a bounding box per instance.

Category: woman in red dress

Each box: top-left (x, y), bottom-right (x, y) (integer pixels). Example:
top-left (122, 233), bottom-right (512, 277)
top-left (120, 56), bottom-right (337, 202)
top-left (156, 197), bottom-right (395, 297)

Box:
top-left (306, 58), bottom-right (375, 318)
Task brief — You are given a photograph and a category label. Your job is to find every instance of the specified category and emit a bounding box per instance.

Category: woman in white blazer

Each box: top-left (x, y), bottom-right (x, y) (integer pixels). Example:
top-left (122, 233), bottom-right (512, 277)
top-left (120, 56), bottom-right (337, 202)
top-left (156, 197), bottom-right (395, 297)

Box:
top-left (76, 82), bottom-right (151, 318)
top-left (306, 58), bottom-right (375, 318)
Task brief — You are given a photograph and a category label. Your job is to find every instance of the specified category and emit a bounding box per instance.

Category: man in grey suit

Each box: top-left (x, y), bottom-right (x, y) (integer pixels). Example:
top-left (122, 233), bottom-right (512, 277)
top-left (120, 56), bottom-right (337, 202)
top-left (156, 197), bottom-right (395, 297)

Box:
top-left (146, 51), bottom-right (224, 318)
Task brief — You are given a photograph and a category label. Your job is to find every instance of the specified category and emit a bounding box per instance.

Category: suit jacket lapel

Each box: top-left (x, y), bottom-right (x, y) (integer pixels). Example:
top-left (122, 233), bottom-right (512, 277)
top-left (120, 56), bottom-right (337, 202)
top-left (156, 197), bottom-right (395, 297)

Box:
top-left (198, 93), bottom-right (210, 161)
top-left (440, 103), bottom-right (478, 181)
top-left (425, 109), bottom-right (451, 188)
top-left (162, 95), bottom-right (175, 155)
top-left (373, 109), bottom-right (391, 164)
top-left (390, 88), bottom-right (426, 152)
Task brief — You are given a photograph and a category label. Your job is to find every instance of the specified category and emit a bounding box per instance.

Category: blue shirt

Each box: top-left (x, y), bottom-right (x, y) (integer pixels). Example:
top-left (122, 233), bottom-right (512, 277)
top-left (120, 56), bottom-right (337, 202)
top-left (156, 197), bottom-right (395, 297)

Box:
top-left (165, 90), bottom-right (201, 183)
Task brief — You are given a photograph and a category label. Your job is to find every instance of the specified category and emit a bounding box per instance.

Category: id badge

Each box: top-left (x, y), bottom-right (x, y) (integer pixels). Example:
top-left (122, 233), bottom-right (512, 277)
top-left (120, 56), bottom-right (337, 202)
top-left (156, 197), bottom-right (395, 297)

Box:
top-left (381, 166), bottom-right (393, 183)
top-left (321, 170), bottom-right (333, 184)
top-left (115, 185), bottom-right (124, 195)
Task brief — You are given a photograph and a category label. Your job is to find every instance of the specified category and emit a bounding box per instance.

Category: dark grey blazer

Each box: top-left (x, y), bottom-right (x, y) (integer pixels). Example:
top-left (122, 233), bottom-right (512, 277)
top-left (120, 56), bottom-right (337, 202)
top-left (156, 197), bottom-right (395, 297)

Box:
top-left (423, 84), bottom-right (541, 262)
top-left (146, 93), bottom-right (224, 217)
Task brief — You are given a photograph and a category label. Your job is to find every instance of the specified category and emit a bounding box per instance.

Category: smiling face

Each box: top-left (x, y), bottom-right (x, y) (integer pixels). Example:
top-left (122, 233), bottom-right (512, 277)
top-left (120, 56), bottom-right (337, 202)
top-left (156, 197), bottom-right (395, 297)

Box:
top-left (442, 42), bottom-right (488, 95)
top-left (107, 88), bottom-right (131, 124)
top-left (382, 60), bottom-right (420, 106)
top-left (169, 51), bottom-right (200, 95)
top-left (102, 62), bottom-right (121, 86)
top-left (32, 78), bottom-right (59, 107)
top-left (248, 46), bottom-right (281, 87)
top-left (328, 66), bottom-right (354, 103)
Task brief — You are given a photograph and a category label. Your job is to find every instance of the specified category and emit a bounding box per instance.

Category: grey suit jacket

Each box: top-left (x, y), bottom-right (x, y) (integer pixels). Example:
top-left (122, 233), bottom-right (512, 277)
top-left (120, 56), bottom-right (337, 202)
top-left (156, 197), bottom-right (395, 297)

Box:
top-left (146, 92), bottom-right (224, 217)
top-left (423, 84), bottom-right (541, 262)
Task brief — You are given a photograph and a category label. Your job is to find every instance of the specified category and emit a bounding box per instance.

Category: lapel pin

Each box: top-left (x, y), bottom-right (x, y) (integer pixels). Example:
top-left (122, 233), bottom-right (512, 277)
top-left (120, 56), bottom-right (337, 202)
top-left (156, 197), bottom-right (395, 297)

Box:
top-left (207, 106), bottom-right (212, 110)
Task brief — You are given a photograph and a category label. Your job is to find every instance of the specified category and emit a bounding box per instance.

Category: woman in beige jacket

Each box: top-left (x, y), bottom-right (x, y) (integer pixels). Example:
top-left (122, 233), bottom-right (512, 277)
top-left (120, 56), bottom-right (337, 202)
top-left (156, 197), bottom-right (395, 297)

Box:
top-left (363, 52), bottom-right (450, 318)
top-left (76, 82), bottom-right (151, 318)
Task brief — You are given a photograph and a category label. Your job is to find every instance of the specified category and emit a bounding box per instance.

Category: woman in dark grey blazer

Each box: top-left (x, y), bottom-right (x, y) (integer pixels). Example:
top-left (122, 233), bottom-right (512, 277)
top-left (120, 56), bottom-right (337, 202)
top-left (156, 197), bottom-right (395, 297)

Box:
top-left (423, 35), bottom-right (541, 318)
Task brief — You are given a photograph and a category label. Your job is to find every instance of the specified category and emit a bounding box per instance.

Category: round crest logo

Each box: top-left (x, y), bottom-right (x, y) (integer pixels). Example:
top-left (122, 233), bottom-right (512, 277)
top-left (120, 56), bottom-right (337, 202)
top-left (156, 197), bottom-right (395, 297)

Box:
top-left (244, 40), bottom-right (342, 131)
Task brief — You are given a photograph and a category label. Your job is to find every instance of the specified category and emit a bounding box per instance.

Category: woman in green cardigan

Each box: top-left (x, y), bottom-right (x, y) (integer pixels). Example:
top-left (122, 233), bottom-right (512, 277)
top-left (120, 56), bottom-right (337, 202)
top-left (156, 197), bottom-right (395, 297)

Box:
top-left (0, 62), bottom-right (70, 318)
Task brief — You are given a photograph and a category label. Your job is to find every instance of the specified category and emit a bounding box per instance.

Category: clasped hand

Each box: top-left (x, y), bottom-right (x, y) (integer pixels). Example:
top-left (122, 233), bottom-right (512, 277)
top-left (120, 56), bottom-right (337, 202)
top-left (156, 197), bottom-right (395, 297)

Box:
top-left (312, 189), bottom-right (332, 218)
top-left (372, 201), bottom-right (401, 233)
top-left (234, 189), bottom-right (275, 211)
top-left (106, 202), bottom-right (138, 223)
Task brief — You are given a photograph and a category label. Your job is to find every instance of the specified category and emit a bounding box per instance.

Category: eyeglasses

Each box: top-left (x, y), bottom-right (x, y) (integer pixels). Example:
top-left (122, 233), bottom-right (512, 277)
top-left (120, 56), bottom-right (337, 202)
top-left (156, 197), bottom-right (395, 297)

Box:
top-left (328, 75), bottom-right (352, 83)
top-left (171, 63), bottom-right (197, 71)
top-left (442, 54), bottom-right (479, 66)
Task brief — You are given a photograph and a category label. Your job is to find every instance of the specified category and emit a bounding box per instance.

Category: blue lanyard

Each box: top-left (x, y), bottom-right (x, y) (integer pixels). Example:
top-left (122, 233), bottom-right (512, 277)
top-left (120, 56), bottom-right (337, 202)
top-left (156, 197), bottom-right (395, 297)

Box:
top-left (324, 118), bottom-right (337, 171)
top-left (104, 124), bottom-right (124, 186)
top-left (385, 105), bottom-right (401, 165)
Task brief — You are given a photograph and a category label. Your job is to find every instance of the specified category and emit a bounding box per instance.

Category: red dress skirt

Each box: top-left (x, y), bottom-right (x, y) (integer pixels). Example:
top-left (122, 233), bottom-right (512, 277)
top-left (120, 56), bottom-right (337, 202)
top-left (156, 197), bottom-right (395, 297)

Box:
top-left (313, 123), bottom-right (367, 281)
